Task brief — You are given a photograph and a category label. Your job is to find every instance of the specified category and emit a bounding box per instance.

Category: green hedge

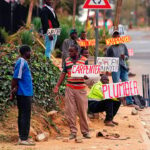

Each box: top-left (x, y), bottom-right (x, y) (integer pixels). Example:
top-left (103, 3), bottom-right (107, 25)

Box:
top-left (0, 45), bottom-right (65, 119)
top-left (56, 17), bottom-right (86, 49)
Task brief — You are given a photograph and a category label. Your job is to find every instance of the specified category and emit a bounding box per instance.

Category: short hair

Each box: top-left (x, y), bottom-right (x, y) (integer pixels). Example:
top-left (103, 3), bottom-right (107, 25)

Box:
top-left (80, 47), bottom-right (88, 54)
top-left (70, 29), bottom-right (77, 35)
top-left (112, 30), bottom-right (120, 36)
top-left (101, 74), bottom-right (109, 80)
top-left (69, 44), bottom-right (79, 51)
top-left (81, 31), bottom-right (86, 34)
top-left (19, 45), bottom-right (31, 56)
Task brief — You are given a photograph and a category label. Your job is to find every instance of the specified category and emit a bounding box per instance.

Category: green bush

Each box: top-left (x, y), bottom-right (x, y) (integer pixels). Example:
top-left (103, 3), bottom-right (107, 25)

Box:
top-left (56, 17), bottom-right (85, 49)
top-left (0, 46), bottom-right (65, 119)
top-left (52, 49), bottom-right (62, 58)
top-left (32, 17), bottom-right (42, 31)
top-left (56, 23), bottom-right (70, 49)
top-left (21, 31), bottom-right (34, 46)
top-left (99, 29), bottom-right (110, 40)
top-left (0, 27), bottom-right (8, 43)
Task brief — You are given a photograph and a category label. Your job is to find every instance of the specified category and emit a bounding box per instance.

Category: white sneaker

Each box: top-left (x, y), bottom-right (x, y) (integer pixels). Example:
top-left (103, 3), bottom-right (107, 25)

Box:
top-left (18, 139), bottom-right (35, 146)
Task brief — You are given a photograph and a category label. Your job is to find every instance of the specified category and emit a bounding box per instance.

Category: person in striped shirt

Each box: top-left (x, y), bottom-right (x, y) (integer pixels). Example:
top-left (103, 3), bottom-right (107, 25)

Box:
top-left (53, 44), bottom-right (91, 140)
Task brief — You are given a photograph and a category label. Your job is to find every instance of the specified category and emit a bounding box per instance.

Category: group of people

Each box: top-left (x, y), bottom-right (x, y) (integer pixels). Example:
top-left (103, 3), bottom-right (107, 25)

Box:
top-left (10, 0), bottom-right (134, 146)
top-left (53, 29), bottom-right (132, 139)
top-left (10, 31), bottom-right (132, 145)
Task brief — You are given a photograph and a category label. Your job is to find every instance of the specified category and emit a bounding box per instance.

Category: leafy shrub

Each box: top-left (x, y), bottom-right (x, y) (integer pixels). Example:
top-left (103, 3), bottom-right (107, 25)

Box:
top-left (88, 28), bottom-right (110, 57)
top-left (21, 31), bottom-right (34, 46)
top-left (52, 49), bottom-right (62, 58)
top-left (56, 23), bottom-right (70, 49)
top-left (99, 28), bottom-right (110, 40)
top-left (0, 46), bottom-right (65, 119)
top-left (0, 47), bottom-right (17, 119)
top-left (56, 17), bottom-right (85, 49)
top-left (0, 28), bottom-right (8, 43)
top-left (32, 17), bottom-right (42, 31)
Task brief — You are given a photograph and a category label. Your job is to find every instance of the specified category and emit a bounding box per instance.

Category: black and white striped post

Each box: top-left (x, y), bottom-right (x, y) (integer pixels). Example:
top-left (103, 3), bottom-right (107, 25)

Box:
top-left (142, 74), bottom-right (150, 107)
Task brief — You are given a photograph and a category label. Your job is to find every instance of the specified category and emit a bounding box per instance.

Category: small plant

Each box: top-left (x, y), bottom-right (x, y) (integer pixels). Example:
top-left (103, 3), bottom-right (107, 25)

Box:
top-left (21, 30), bottom-right (33, 46)
top-left (0, 27), bottom-right (8, 43)
top-left (56, 16), bottom-right (85, 49)
top-left (52, 49), bottom-right (62, 58)
top-left (99, 28), bottom-right (110, 40)
top-left (32, 17), bottom-right (42, 31)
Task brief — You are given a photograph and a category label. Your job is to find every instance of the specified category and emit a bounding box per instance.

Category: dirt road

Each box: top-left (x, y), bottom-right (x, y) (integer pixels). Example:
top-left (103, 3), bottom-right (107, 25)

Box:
top-left (0, 107), bottom-right (150, 150)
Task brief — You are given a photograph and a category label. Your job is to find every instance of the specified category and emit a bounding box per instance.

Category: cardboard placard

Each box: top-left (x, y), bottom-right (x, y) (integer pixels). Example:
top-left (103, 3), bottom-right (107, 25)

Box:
top-left (128, 48), bottom-right (134, 56)
top-left (97, 57), bottom-right (119, 72)
top-left (47, 28), bottom-right (61, 36)
top-left (106, 36), bottom-right (131, 46)
top-left (71, 65), bottom-right (101, 77)
top-left (109, 25), bottom-right (128, 36)
top-left (102, 81), bottom-right (139, 99)
top-left (77, 39), bottom-right (96, 47)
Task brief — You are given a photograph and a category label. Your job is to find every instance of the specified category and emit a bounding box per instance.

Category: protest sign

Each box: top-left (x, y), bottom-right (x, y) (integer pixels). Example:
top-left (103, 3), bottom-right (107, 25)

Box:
top-left (47, 28), bottom-right (61, 36)
top-left (77, 39), bottom-right (96, 47)
top-left (128, 48), bottom-right (134, 56)
top-left (97, 57), bottom-right (119, 72)
top-left (71, 65), bottom-right (101, 78)
top-left (106, 36), bottom-right (131, 46)
top-left (102, 81), bottom-right (139, 99)
top-left (109, 24), bottom-right (128, 36)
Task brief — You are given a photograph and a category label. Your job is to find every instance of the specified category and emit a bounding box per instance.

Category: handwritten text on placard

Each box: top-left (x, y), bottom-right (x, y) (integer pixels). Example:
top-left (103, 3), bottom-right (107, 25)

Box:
top-left (47, 28), bottom-right (61, 36)
top-left (77, 39), bottom-right (96, 47)
top-left (102, 81), bottom-right (139, 99)
top-left (106, 36), bottom-right (131, 46)
top-left (97, 57), bottom-right (119, 72)
top-left (71, 65), bottom-right (101, 77)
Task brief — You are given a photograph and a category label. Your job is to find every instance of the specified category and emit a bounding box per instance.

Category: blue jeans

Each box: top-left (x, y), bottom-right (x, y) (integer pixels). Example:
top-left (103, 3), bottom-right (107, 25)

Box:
top-left (45, 34), bottom-right (57, 58)
top-left (112, 66), bottom-right (133, 105)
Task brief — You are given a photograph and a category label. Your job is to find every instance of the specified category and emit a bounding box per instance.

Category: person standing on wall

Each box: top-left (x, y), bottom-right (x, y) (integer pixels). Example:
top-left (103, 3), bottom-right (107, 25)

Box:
top-left (40, 0), bottom-right (60, 58)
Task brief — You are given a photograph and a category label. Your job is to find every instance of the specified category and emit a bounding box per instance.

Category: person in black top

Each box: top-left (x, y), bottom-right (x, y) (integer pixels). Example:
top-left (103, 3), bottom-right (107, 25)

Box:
top-left (40, 0), bottom-right (60, 58)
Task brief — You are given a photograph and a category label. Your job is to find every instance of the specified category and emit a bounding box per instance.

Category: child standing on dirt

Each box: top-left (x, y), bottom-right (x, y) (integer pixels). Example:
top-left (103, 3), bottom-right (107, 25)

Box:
top-left (10, 45), bottom-right (35, 146)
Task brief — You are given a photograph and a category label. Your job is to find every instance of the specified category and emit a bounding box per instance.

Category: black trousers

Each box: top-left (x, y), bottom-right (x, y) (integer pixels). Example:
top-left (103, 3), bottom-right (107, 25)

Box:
top-left (17, 96), bottom-right (32, 140)
top-left (88, 100), bottom-right (121, 121)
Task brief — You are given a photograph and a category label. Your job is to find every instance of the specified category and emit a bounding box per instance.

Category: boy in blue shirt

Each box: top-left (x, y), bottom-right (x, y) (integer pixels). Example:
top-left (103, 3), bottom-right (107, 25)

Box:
top-left (10, 45), bottom-right (35, 145)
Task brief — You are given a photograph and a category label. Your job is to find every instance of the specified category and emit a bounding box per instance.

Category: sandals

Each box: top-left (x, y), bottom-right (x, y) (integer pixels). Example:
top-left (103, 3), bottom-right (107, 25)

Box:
top-left (105, 121), bottom-right (115, 127)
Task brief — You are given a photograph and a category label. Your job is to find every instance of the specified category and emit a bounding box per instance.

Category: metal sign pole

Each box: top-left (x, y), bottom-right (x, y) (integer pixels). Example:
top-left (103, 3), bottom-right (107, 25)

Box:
top-left (94, 10), bottom-right (99, 65)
